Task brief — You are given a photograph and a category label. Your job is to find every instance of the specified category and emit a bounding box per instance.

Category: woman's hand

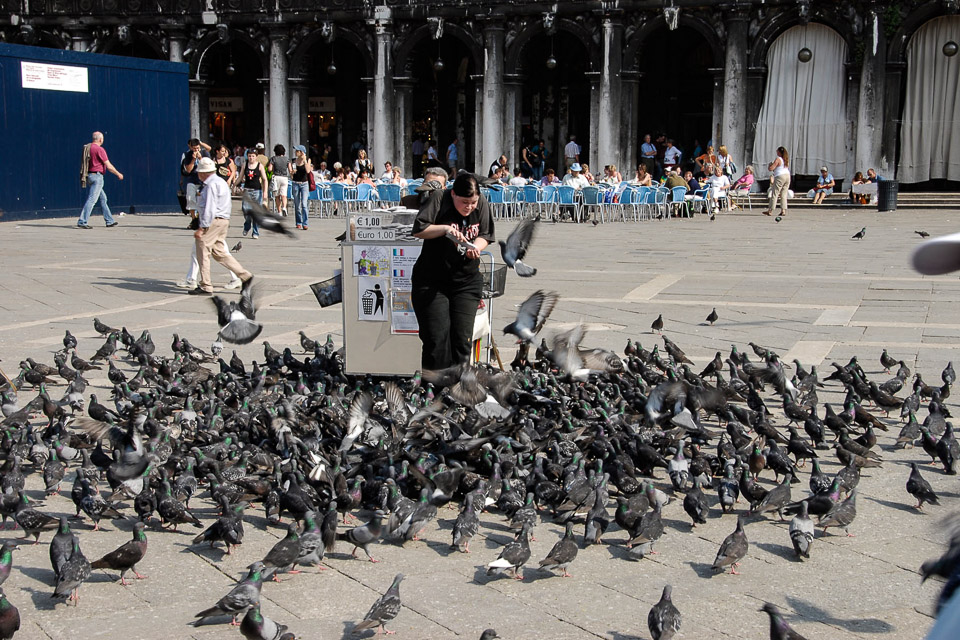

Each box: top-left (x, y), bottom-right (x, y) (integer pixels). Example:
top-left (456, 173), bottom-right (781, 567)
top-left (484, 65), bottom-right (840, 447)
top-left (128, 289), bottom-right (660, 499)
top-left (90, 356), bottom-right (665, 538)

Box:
top-left (446, 225), bottom-right (466, 242)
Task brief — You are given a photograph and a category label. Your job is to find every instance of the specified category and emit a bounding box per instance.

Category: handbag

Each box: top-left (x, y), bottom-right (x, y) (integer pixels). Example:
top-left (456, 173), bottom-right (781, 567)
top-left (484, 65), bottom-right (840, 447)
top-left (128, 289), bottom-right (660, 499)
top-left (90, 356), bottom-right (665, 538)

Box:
top-left (307, 171), bottom-right (317, 191)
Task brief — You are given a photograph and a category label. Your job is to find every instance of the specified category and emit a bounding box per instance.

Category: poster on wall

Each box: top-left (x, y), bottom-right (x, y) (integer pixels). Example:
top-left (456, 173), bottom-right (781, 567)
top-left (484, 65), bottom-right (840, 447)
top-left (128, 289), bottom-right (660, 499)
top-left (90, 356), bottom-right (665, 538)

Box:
top-left (391, 291), bottom-right (419, 334)
top-left (21, 61), bottom-right (88, 93)
top-left (352, 245), bottom-right (390, 277)
top-left (390, 246), bottom-right (420, 291)
top-left (358, 276), bottom-right (387, 322)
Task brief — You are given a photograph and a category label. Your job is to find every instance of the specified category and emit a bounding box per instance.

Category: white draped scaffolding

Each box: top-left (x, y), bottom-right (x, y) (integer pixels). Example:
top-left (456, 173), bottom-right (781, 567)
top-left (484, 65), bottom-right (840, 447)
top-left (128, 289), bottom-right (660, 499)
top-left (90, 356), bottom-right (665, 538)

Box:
top-left (898, 16), bottom-right (960, 184)
top-left (753, 24), bottom-right (848, 178)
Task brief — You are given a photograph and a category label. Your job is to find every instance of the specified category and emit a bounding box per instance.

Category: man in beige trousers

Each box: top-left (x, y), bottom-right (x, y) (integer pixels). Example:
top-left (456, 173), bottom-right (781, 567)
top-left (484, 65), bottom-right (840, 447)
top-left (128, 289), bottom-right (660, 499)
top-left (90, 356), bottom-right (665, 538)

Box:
top-left (189, 157), bottom-right (253, 295)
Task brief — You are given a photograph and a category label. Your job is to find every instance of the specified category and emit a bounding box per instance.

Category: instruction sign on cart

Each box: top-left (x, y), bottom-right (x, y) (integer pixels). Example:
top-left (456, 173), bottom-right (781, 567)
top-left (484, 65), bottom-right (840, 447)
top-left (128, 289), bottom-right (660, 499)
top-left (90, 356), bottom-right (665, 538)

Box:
top-left (357, 277), bottom-right (387, 322)
top-left (390, 246), bottom-right (421, 334)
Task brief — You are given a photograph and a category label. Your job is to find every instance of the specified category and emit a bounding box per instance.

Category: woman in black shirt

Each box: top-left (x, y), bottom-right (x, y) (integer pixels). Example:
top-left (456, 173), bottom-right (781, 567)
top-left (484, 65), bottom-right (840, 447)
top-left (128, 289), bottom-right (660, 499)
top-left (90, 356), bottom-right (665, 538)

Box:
top-left (411, 173), bottom-right (495, 369)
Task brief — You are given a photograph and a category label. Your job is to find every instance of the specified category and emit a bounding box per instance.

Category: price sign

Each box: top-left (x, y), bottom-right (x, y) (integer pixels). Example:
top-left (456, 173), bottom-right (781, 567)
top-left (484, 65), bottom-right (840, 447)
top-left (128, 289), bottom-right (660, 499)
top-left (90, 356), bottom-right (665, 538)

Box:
top-left (354, 215), bottom-right (382, 227)
top-left (356, 228), bottom-right (396, 241)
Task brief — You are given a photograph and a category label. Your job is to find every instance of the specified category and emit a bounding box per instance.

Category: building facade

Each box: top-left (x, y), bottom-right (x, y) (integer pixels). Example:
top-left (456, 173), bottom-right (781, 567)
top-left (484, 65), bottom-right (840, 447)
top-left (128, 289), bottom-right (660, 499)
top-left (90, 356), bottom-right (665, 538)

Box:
top-left (3, 0), bottom-right (958, 185)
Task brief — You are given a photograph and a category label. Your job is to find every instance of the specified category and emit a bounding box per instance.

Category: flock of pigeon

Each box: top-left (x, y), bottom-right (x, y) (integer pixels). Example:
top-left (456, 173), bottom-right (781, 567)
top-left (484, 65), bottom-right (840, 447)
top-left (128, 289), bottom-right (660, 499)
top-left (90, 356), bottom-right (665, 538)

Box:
top-left (0, 206), bottom-right (958, 639)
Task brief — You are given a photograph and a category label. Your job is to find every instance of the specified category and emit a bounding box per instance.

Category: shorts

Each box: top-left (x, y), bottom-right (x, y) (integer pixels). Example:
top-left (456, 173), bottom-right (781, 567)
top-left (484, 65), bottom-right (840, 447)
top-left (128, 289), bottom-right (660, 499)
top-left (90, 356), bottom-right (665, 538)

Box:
top-left (185, 183), bottom-right (200, 212)
top-left (271, 175), bottom-right (288, 196)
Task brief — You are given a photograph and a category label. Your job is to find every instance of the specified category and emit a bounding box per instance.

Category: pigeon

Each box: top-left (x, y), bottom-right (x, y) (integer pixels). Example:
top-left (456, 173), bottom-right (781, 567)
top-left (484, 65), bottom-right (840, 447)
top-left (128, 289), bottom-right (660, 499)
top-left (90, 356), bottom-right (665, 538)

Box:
top-left (52, 538), bottom-right (91, 605)
top-left (651, 314), bottom-right (664, 334)
top-left (241, 193), bottom-right (295, 236)
top-left (195, 561), bottom-right (265, 626)
top-left (537, 521), bottom-right (578, 577)
top-left (479, 631), bottom-right (501, 640)
top-left (852, 227), bottom-right (866, 240)
top-left (49, 517), bottom-right (77, 579)
top-left (499, 217), bottom-right (538, 276)
top-left (487, 522), bottom-right (532, 579)
top-left (761, 603), bottom-right (809, 640)
top-left (337, 510), bottom-right (384, 562)
top-left (0, 588), bottom-right (19, 639)
top-left (62, 330), bottom-right (78, 352)
top-left (915, 230), bottom-right (930, 238)
top-left (232, 240), bottom-right (242, 252)
top-left (647, 584), bottom-right (682, 640)
top-left (788, 501), bottom-right (814, 560)
top-left (0, 544), bottom-right (15, 588)
top-left (452, 494), bottom-right (480, 553)
top-left (93, 317), bottom-right (118, 336)
top-left (352, 573), bottom-right (404, 636)
top-left (705, 308), bottom-right (718, 326)
top-left (240, 603), bottom-right (295, 640)
top-left (212, 278), bottom-right (262, 345)
top-left (90, 521), bottom-right (148, 585)
top-left (261, 522), bottom-right (302, 581)
top-left (712, 516), bottom-right (748, 574)
top-left (502, 290), bottom-right (559, 343)
top-left (907, 462), bottom-right (939, 509)
top-left (819, 488), bottom-right (857, 536)
top-left (682, 477), bottom-right (708, 527)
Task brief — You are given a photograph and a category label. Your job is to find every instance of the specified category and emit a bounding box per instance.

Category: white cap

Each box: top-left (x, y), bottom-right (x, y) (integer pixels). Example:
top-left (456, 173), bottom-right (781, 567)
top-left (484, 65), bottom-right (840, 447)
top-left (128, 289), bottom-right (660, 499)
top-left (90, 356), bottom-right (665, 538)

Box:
top-left (911, 232), bottom-right (960, 275)
top-left (196, 157), bottom-right (216, 173)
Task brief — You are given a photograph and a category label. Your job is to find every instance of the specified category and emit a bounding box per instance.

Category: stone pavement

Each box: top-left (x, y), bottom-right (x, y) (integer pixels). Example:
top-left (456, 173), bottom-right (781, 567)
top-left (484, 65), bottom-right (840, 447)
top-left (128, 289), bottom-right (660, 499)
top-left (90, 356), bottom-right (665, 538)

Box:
top-left (0, 203), bottom-right (959, 638)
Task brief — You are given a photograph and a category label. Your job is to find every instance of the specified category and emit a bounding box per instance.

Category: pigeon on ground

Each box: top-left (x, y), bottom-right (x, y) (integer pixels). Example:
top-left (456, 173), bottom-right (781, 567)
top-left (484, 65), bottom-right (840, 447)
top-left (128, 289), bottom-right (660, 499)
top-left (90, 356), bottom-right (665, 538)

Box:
top-left (241, 194), bottom-right (294, 236)
top-left (0, 588), bottom-right (18, 639)
top-left (682, 477), bottom-right (708, 527)
top-left (52, 538), bottom-right (91, 605)
top-left (788, 502), bottom-right (814, 560)
top-left (0, 544), bottom-right (16, 588)
top-left (852, 227), bottom-right (866, 240)
top-left (502, 290), bottom-right (559, 343)
top-left (93, 317), bottom-right (118, 336)
top-left (479, 631), bottom-right (500, 640)
top-left (261, 522), bottom-right (301, 582)
top-left (907, 462), bottom-right (939, 509)
top-left (915, 230), bottom-right (930, 238)
top-left (705, 308), bottom-right (718, 326)
top-left (651, 314), bottom-right (664, 334)
top-left (212, 278), bottom-right (262, 345)
top-left (232, 240), bottom-right (242, 252)
top-left (761, 603), bottom-right (809, 640)
top-left (819, 488), bottom-right (857, 536)
top-left (538, 521), bottom-right (578, 577)
top-left (352, 573), bottom-right (404, 636)
top-left (90, 521), bottom-right (148, 585)
top-left (712, 516), bottom-right (748, 575)
top-left (195, 561), bottom-right (265, 626)
top-left (487, 523), bottom-right (532, 579)
top-left (452, 494), bottom-right (480, 553)
top-left (240, 602), bottom-right (295, 640)
top-left (337, 510), bottom-right (384, 562)
top-left (648, 584), bottom-right (682, 640)
top-left (499, 217), bottom-right (538, 276)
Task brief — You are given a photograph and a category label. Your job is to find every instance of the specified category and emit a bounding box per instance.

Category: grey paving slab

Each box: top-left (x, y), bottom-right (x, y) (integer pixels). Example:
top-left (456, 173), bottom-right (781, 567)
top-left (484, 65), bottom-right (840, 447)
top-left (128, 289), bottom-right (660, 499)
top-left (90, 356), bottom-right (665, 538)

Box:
top-left (4, 207), bottom-right (960, 638)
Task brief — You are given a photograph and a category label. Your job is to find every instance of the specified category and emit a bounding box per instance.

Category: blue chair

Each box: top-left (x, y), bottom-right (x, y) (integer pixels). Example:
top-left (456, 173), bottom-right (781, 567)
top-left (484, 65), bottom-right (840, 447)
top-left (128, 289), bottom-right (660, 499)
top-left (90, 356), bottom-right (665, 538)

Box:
top-left (540, 185), bottom-right (559, 219)
top-left (328, 182), bottom-right (349, 216)
top-left (616, 185), bottom-right (637, 222)
top-left (636, 186), bottom-right (656, 220)
top-left (654, 187), bottom-right (670, 219)
top-left (504, 185), bottom-right (522, 219)
top-left (485, 186), bottom-right (509, 219)
top-left (670, 186), bottom-right (690, 217)
top-left (555, 185), bottom-right (578, 221)
top-left (377, 183), bottom-right (402, 205)
top-left (521, 185), bottom-right (542, 218)
top-left (690, 188), bottom-right (709, 214)
top-left (355, 183), bottom-right (377, 210)
top-left (580, 186), bottom-right (604, 224)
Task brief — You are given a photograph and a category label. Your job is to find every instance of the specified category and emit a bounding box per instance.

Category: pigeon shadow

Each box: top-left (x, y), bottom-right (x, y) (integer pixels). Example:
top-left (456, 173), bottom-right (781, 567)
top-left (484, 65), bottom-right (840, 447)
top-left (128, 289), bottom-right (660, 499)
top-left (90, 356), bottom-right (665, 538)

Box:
top-left (422, 540), bottom-right (459, 558)
top-left (609, 633), bottom-right (644, 640)
top-left (864, 495), bottom-right (916, 514)
top-left (686, 561), bottom-right (718, 579)
top-left (22, 586), bottom-right (60, 611)
top-left (784, 595), bottom-right (894, 633)
top-left (480, 520), bottom-right (516, 533)
top-left (754, 541), bottom-right (800, 562)
top-left (606, 544), bottom-right (634, 561)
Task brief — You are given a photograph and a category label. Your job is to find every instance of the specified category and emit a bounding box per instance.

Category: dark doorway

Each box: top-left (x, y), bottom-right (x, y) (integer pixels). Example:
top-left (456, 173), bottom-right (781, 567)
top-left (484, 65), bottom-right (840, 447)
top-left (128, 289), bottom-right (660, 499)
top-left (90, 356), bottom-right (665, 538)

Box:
top-left (203, 42), bottom-right (264, 149)
top-left (634, 26), bottom-right (714, 167)
top-left (409, 35), bottom-right (477, 172)
top-left (519, 31), bottom-right (591, 174)
top-left (102, 38), bottom-right (163, 60)
top-left (302, 41), bottom-right (366, 169)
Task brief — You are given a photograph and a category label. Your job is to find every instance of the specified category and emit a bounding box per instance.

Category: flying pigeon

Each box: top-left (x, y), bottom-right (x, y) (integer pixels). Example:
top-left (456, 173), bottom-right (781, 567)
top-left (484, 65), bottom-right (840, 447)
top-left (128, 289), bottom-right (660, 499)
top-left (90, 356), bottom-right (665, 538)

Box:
top-left (499, 218), bottom-right (538, 276)
top-left (212, 278), bottom-right (262, 345)
top-left (502, 290), bottom-right (559, 343)
top-left (241, 194), bottom-right (294, 236)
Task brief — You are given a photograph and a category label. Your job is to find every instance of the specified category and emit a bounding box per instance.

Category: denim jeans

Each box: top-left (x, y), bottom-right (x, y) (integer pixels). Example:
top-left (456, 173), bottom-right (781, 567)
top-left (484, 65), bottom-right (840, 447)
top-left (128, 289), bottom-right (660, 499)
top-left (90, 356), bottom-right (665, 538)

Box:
top-left (291, 180), bottom-right (310, 227)
top-left (78, 173), bottom-right (115, 225)
top-left (242, 188), bottom-right (261, 236)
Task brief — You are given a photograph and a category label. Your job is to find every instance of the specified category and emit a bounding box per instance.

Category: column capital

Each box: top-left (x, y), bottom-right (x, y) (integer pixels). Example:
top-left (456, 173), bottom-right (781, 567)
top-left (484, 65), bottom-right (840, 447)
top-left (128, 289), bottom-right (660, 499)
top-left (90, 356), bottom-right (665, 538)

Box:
top-left (722, 5), bottom-right (751, 24)
top-left (264, 23), bottom-right (289, 41)
top-left (479, 19), bottom-right (506, 33)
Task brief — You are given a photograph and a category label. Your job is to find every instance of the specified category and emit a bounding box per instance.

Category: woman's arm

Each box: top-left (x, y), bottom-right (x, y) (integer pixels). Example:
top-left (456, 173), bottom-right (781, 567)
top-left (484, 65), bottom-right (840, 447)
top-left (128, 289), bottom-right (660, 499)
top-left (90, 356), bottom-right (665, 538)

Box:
top-left (413, 223), bottom-right (463, 241)
top-left (259, 167), bottom-right (268, 202)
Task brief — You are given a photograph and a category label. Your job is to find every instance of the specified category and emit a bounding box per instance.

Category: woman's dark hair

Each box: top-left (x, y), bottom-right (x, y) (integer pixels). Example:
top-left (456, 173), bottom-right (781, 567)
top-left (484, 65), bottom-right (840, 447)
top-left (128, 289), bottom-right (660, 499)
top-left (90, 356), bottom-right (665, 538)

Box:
top-left (777, 146), bottom-right (790, 167)
top-left (854, 171), bottom-right (863, 181)
top-left (274, 144), bottom-right (285, 156)
top-left (452, 173), bottom-right (480, 198)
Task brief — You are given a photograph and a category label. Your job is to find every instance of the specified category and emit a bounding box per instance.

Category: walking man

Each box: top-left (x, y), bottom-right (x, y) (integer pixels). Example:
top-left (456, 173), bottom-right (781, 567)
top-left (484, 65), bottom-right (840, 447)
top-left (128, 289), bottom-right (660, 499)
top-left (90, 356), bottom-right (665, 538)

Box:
top-left (564, 135), bottom-right (580, 171)
top-left (77, 131), bottom-right (123, 229)
top-left (190, 157), bottom-right (254, 296)
top-left (446, 137), bottom-right (460, 173)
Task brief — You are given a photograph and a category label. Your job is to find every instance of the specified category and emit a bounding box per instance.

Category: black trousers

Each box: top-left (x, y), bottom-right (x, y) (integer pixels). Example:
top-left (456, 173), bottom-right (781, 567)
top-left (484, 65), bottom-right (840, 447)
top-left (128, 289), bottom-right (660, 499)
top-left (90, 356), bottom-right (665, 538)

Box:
top-left (412, 276), bottom-right (482, 370)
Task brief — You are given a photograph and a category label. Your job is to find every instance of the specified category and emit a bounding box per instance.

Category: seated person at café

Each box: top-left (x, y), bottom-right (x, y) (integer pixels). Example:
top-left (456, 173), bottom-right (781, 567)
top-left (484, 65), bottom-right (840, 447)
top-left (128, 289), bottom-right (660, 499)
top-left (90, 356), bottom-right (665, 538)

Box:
top-left (695, 145), bottom-right (718, 177)
top-left (633, 163), bottom-right (653, 186)
top-left (704, 165), bottom-right (731, 212)
top-left (391, 167), bottom-right (408, 189)
top-left (380, 162), bottom-right (394, 181)
top-left (580, 163), bottom-right (596, 184)
top-left (540, 168), bottom-right (561, 186)
top-left (317, 161), bottom-right (331, 181)
top-left (562, 163), bottom-right (590, 190)
top-left (664, 169), bottom-right (688, 192)
top-left (600, 165), bottom-right (621, 186)
top-left (684, 170), bottom-right (701, 193)
top-left (849, 171), bottom-right (872, 204)
top-left (509, 168), bottom-right (527, 187)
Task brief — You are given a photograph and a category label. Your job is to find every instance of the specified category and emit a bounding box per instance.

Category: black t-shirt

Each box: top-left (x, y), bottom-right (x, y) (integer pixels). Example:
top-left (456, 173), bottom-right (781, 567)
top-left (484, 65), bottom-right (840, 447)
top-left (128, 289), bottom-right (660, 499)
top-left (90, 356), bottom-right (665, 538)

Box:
top-left (412, 190), bottom-right (495, 286)
top-left (181, 149), bottom-right (211, 186)
top-left (242, 163), bottom-right (264, 190)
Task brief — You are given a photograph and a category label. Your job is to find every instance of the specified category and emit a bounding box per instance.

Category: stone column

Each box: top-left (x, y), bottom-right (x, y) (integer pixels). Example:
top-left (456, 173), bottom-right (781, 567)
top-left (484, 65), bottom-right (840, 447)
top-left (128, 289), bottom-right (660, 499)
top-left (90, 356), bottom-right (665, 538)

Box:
top-left (471, 79), bottom-right (483, 172)
top-left (504, 74), bottom-right (523, 176)
top-left (369, 12), bottom-right (395, 170)
top-left (856, 5), bottom-right (886, 175)
top-left (267, 27), bottom-right (290, 150)
top-left (711, 69), bottom-right (724, 150)
top-left (882, 61), bottom-right (905, 178)
top-left (481, 23), bottom-right (505, 171)
top-left (393, 77), bottom-right (414, 175)
top-left (189, 80), bottom-right (209, 141)
top-left (721, 9), bottom-right (748, 171)
top-left (261, 78), bottom-right (270, 146)
top-left (620, 71), bottom-right (640, 174)
top-left (744, 67), bottom-right (767, 167)
top-left (585, 71), bottom-right (600, 171)
top-left (845, 65), bottom-right (860, 183)
top-left (164, 27), bottom-right (186, 63)
top-left (596, 16), bottom-right (623, 172)
top-left (288, 80), bottom-right (308, 150)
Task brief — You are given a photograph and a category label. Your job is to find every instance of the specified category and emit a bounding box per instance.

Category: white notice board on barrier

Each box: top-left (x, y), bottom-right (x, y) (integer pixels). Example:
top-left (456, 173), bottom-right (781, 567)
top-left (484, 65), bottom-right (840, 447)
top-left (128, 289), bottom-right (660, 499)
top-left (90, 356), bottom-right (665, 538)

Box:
top-left (342, 209), bottom-right (424, 376)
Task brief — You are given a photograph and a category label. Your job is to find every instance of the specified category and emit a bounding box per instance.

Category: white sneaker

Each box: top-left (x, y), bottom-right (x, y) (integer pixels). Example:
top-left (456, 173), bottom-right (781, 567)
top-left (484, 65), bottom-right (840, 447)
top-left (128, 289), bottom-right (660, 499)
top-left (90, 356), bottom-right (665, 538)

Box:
top-left (224, 279), bottom-right (242, 290)
top-left (176, 279), bottom-right (197, 289)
